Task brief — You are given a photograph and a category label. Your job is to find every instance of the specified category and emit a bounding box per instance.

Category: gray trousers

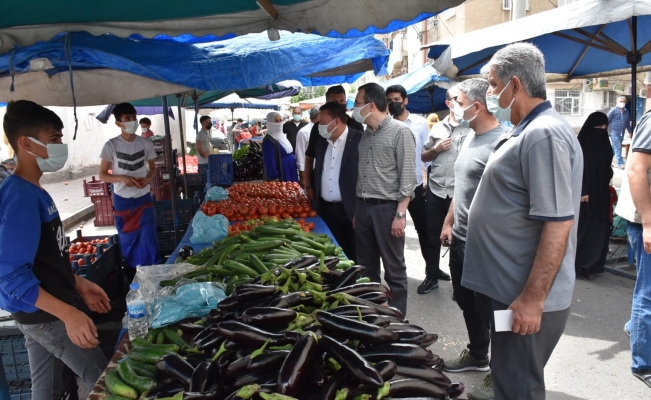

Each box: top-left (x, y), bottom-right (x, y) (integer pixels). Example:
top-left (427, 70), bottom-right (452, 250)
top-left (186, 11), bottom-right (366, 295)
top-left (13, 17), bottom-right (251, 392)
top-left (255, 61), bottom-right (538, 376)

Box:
top-left (489, 299), bottom-right (570, 400)
top-left (355, 200), bottom-right (408, 315)
top-left (17, 320), bottom-right (108, 400)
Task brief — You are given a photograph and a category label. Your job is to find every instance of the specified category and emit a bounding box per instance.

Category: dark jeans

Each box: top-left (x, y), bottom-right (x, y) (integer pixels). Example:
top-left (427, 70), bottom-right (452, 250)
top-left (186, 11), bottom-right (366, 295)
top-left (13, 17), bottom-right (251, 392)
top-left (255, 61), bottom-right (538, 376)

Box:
top-left (17, 320), bottom-right (108, 400)
top-left (490, 299), bottom-right (570, 400)
top-left (408, 184), bottom-right (435, 270)
top-left (355, 200), bottom-right (408, 315)
top-left (426, 190), bottom-right (452, 281)
top-left (449, 236), bottom-right (491, 360)
top-left (320, 199), bottom-right (356, 261)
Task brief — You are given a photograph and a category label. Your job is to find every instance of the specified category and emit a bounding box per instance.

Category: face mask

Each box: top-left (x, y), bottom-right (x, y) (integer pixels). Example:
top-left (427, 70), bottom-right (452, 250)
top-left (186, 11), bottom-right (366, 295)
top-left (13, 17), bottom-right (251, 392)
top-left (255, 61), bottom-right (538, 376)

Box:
top-left (388, 101), bottom-right (405, 116)
top-left (266, 122), bottom-right (283, 135)
top-left (453, 102), bottom-right (477, 128)
top-left (318, 120), bottom-right (336, 140)
top-left (293, 114), bottom-right (302, 122)
top-left (120, 121), bottom-right (139, 134)
top-left (27, 137), bottom-right (68, 172)
top-left (617, 102), bottom-right (626, 109)
top-left (486, 82), bottom-right (515, 122)
top-left (353, 103), bottom-right (371, 124)
top-left (141, 127), bottom-right (149, 133)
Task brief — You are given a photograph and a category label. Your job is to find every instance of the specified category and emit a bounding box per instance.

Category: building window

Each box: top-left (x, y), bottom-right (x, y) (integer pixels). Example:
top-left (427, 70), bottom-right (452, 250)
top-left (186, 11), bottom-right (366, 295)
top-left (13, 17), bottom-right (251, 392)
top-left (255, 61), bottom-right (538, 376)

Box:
top-left (604, 91), bottom-right (620, 108)
top-left (555, 89), bottom-right (581, 116)
top-left (502, 0), bottom-right (531, 10)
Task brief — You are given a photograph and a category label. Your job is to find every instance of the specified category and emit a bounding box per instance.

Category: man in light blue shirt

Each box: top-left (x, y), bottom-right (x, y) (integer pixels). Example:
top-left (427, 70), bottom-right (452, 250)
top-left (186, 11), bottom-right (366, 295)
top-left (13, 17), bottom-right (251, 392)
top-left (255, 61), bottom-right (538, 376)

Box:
top-left (608, 95), bottom-right (632, 168)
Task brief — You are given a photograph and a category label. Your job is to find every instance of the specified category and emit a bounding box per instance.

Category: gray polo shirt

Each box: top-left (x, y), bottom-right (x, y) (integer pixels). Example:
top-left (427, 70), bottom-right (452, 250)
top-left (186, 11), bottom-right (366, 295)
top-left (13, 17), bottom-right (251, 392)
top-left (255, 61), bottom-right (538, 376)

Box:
top-left (453, 124), bottom-right (509, 242)
top-left (463, 102), bottom-right (583, 312)
top-left (422, 116), bottom-right (473, 199)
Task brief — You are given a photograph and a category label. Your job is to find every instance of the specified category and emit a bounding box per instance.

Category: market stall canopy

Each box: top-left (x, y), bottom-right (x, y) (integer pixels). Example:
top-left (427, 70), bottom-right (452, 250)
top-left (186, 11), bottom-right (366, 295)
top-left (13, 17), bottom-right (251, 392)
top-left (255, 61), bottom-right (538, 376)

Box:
top-left (379, 64), bottom-right (452, 113)
top-left (423, 0), bottom-right (651, 81)
top-left (298, 96), bottom-right (327, 110)
top-left (96, 105), bottom-right (175, 124)
top-left (0, 0), bottom-right (464, 53)
top-left (199, 94), bottom-right (281, 111)
top-left (0, 31), bottom-right (390, 106)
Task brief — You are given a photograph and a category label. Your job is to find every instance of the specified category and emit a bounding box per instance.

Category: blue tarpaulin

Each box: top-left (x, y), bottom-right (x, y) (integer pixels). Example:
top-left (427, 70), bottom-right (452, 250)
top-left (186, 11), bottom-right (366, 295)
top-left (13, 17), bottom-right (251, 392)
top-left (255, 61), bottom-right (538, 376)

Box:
top-left (200, 101), bottom-right (280, 111)
top-left (96, 105), bottom-right (175, 123)
top-left (0, 31), bottom-right (390, 93)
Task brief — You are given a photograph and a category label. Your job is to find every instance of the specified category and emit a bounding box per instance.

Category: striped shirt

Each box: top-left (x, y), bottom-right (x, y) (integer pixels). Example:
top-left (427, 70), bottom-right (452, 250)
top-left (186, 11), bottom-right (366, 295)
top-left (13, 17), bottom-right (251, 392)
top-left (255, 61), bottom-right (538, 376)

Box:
top-left (357, 115), bottom-right (417, 201)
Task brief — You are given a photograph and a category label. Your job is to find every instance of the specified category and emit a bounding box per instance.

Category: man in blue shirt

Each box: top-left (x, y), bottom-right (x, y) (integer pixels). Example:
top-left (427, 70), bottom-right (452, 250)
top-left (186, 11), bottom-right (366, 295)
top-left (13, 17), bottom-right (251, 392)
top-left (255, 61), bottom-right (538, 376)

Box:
top-left (0, 101), bottom-right (109, 399)
top-left (608, 95), bottom-right (632, 169)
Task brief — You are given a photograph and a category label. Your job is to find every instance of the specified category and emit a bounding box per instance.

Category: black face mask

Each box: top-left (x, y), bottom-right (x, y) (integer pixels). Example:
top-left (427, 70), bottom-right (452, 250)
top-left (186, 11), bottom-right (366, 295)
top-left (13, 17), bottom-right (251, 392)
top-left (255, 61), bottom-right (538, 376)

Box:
top-left (388, 101), bottom-right (405, 116)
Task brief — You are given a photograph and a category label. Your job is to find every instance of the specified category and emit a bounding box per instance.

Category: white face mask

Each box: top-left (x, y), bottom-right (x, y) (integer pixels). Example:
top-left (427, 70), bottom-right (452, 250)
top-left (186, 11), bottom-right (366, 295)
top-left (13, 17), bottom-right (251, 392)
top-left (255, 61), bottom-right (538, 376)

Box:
top-left (266, 122), bottom-right (283, 135)
top-left (486, 82), bottom-right (515, 122)
top-left (352, 103), bottom-right (371, 124)
top-left (617, 102), bottom-right (626, 109)
top-left (120, 121), bottom-right (139, 134)
top-left (318, 120), bottom-right (336, 140)
top-left (452, 102), bottom-right (477, 128)
top-left (141, 127), bottom-right (149, 133)
top-left (27, 137), bottom-right (68, 172)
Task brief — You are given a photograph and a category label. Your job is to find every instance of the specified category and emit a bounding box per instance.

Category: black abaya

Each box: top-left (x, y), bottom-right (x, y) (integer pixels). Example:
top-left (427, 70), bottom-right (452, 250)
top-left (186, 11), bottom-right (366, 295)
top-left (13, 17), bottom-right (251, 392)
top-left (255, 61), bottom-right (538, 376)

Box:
top-left (575, 112), bottom-right (614, 274)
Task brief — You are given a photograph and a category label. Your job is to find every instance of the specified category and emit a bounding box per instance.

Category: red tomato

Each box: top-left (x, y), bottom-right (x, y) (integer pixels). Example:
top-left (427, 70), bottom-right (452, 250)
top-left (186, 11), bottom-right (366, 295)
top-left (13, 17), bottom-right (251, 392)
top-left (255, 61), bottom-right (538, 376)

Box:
top-left (308, 211), bottom-right (317, 218)
top-left (77, 259), bottom-right (85, 266)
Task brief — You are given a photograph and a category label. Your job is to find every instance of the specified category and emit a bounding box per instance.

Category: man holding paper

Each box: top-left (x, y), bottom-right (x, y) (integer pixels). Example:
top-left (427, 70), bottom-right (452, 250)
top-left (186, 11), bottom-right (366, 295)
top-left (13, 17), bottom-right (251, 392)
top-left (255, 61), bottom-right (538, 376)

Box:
top-left (463, 43), bottom-right (583, 400)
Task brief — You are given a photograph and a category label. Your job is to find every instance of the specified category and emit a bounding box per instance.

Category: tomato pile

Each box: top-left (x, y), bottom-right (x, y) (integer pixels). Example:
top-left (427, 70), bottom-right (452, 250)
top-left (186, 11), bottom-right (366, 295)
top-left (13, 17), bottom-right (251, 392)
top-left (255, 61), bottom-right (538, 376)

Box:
top-left (178, 155), bottom-right (198, 174)
top-left (228, 217), bottom-right (316, 236)
top-left (69, 238), bottom-right (110, 266)
top-left (200, 182), bottom-right (318, 221)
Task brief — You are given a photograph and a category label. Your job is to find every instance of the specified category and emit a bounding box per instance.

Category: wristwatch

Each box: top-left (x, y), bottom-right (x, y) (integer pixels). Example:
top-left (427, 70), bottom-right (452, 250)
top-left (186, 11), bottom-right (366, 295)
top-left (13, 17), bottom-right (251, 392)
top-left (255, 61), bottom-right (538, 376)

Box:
top-left (395, 212), bottom-right (406, 219)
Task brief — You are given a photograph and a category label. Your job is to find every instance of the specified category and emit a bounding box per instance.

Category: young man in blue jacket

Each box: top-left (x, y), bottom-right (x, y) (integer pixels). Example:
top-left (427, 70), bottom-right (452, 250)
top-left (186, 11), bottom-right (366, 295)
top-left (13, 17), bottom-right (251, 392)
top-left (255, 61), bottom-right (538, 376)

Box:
top-left (0, 101), bottom-right (109, 399)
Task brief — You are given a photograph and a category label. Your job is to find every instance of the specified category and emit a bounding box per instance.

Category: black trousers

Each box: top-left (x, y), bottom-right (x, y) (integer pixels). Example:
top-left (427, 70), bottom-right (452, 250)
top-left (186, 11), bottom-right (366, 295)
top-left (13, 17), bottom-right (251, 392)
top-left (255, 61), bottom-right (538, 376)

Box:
top-left (320, 199), bottom-right (356, 261)
top-left (450, 236), bottom-right (491, 360)
top-left (425, 189), bottom-right (452, 281)
top-left (355, 200), bottom-right (408, 315)
top-left (490, 299), bottom-right (570, 400)
top-left (408, 184), bottom-right (435, 271)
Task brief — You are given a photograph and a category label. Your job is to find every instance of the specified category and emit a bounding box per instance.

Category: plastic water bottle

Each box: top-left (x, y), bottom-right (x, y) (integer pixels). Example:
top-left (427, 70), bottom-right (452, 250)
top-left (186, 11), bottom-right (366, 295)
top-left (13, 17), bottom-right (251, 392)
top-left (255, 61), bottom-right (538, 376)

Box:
top-left (126, 283), bottom-right (148, 340)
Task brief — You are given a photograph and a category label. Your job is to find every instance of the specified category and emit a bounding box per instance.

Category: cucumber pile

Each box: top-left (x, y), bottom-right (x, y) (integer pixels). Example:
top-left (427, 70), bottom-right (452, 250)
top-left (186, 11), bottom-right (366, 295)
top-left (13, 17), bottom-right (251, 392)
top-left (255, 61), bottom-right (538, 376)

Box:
top-left (168, 220), bottom-right (354, 294)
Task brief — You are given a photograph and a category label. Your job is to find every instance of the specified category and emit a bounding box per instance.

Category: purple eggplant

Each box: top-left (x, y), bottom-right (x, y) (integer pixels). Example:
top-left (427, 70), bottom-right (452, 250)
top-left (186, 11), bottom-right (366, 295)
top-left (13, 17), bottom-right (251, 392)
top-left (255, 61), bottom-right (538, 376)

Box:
top-left (217, 295), bottom-right (240, 311)
top-left (196, 331), bottom-right (224, 351)
top-left (358, 343), bottom-right (438, 366)
top-left (247, 350), bottom-right (290, 372)
top-left (332, 265), bottom-right (366, 289)
top-left (395, 364), bottom-right (452, 389)
top-left (241, 307), bottom-right (298, 326)
top-left (310, 360), bottom-right (327, 387)
top-left (268, 291), bottom-right (314, 308)
top-left (393, 329), bottom-right (428, 345)
top-left (446, 382), bottom-right (465, 398)
top-left (189, 361), bottom-right (211, 393)
top-left (342, 296), bottom-right (404, 319)
top-left (233, 284), bottom-right (278, 302)
top-left (214, 321), bottom-right (295, 346)
top-left (387, 378), bottom-right (449, 399)
top-left (308, 369), bottom-right (347, 400)
top-left (156, 353), bottom-right (194, 387)
top-left (226, 355), bottom-right (251, 378)
top-left (319, 335), bottom-right (383, 387)
top-left (193, 326), bottom-right (214, 347)
top-left (178, 321), bottom-right (206, 334)
top-left (278, 333), bottom-right (318, 396)
top-left (327, 282), bottom-right (392, 298)
top-left (375, 360), bottom-right (398, 380)
top-left (341, 314), bottom-right (393, 327)
top-left (315, 311), bottom-right (398, 345)
top-left (420, 333), bottom-right (439, 348)
top-left (358, 291), bottom-right (389, 304)
top-left (231, 370), bottom-right (277, 390)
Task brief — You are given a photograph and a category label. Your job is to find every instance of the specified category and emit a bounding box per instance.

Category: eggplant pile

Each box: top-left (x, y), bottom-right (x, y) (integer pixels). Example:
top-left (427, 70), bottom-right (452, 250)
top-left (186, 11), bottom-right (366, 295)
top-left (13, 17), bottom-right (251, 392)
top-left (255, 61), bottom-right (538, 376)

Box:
top-left (112, 254), bottom-right (465, 400)
top-left (233, 142), bottom-right (264, 182)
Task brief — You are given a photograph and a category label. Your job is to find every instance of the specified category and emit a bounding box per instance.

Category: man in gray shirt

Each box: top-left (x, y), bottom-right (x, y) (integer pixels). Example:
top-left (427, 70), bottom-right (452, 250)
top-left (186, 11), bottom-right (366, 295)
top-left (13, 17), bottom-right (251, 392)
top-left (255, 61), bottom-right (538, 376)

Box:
top-left (354, 82), bottom-right (417, 316)
top-left (420, 87), bottom-right (473, 293)
top-left (439, 79), bottom-right (508, 399)
top-left (196, 116), bottom-right (212, 178)
top-left (464, 43), bottom-right (583, 400)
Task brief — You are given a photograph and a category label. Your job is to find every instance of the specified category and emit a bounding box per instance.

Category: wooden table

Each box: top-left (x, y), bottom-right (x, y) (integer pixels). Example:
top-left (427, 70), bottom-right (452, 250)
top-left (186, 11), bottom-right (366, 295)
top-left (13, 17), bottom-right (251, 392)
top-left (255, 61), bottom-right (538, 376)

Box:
top-left (88, 334), bottom-right (131, 400)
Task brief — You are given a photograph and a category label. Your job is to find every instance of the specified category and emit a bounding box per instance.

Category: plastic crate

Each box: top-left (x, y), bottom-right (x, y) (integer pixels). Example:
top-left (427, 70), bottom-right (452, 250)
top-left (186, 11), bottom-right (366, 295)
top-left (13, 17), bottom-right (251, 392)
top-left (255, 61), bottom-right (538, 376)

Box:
top-left (1, 336), bottom-right (29, 382)
top-left (9, 380), bottom-right (31, 400)
top-left (69, 234), bottom-right (119, 284)
top-left (82, 176), bottom-right (111, 197)
top-left (208, 153), bottom-right (233, 186)
top-left (154, 199), bottom-right (195, 231)
top-left (181, 173), bottom-right (205, 186)
top-left (152, 138), bottom-right (167, 154)
top-left (92, 195), bottom-right (115, 227)
top-left (157, 230), bottom-right (185, 253)
top-left (153, 182), bottom-right (171, 201)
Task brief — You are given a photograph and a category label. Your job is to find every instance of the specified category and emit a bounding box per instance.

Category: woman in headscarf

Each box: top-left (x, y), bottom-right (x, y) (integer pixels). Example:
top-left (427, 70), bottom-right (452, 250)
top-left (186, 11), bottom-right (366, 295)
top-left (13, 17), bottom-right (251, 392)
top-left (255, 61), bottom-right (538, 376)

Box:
top-left (262, 111), bottom-right (299, 182)
top-left (426, 113), bottom-right (439, 130)
top-left (575, 111), bottom-right (614, 280)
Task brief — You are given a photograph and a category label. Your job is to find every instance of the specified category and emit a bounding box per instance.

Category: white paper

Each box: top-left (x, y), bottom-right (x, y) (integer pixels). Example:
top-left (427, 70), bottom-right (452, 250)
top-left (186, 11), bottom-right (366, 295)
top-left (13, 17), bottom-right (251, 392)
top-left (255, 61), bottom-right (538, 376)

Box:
top-left (494, 310), bottom-right (514, 332)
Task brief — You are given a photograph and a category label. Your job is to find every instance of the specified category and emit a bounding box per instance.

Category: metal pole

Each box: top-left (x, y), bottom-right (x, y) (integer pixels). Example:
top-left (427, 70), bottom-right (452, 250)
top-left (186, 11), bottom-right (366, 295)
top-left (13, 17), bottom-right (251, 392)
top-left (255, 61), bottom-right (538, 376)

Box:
top-left (161, 96), bottom-right (179, 236)
top-left (176, 94), bottom-right (189, 197)
top-left (631, 16), bottom-right (639, 132)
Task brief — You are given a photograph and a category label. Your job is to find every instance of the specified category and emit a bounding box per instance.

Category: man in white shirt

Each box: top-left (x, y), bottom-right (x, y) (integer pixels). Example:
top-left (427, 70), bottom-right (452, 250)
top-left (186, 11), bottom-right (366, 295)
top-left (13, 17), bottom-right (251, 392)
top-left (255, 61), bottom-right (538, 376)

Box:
top-left (196, 116), bottom-right (213, 179)
top-left (312, 102), bottom-right (363, 261)
top-left (99, 103), bottom-right (159, 278)
top-left (296, 106), bottom-right (320, 183)
top-left (386, 85), bottom-right (438, 286)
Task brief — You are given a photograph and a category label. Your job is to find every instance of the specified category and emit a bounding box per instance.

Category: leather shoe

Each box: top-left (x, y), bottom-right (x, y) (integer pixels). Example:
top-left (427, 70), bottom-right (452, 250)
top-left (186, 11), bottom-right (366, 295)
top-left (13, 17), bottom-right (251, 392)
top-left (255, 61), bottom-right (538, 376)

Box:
top-left (435, 271), bottom-right (451, 281)
top-left (417, 278), bottom-right (439, 294)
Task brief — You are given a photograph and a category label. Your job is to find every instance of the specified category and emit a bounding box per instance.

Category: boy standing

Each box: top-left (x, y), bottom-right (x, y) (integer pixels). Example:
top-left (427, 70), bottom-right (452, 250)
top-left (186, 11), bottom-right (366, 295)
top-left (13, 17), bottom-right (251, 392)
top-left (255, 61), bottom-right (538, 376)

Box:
top-left (99, 103), bottom-right (160, 279)
top-left (0, 100), bottom-right (109, 399)
top-left (139, 117), bottom-right (155, 139)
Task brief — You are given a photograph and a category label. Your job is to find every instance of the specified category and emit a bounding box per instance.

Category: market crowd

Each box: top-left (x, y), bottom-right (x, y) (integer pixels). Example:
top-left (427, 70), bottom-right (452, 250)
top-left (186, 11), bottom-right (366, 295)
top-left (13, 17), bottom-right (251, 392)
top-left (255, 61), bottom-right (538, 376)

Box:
top-left (0, 41), bottom-right (650, 400)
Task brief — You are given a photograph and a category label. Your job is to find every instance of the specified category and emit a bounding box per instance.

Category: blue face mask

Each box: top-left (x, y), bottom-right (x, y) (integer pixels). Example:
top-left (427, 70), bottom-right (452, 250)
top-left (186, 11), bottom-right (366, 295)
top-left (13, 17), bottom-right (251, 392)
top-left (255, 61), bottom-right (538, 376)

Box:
top-left (486, 82), bottom-right (515, 122)
top-left (452, 102), bottom-right (477, 128)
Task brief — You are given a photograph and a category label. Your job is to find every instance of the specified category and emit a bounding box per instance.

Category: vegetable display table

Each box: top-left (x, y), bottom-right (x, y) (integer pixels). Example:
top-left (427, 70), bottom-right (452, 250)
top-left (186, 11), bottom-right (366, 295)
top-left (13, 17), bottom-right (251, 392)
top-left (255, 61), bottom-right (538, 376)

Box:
top-left (87, 334), bottom-right (131, 400)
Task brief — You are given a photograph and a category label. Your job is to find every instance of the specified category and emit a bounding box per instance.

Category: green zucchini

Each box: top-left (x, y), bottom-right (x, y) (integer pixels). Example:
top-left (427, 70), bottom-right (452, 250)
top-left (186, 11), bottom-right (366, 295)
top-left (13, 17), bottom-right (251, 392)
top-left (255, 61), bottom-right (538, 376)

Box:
top-left (105, 369), bottom-right (138, 399)
top-left (130, 338), bottom-right (179, 353)
top-left (117, 359), bottom-right (158, 393)
top-left (129, 347), bottom-right (175, 365)
top-left (223, 260), bottom-right (259, 277)
top-left (248, 254), bottom-right (268, 274)
top-left (218, 244), bottom-right (241, 265)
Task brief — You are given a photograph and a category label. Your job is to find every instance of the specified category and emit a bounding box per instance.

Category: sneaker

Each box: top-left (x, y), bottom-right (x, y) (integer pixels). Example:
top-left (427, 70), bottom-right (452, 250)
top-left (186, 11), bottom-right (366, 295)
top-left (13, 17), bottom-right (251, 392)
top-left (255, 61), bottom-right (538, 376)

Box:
top-left (444, 349), bottom-right (490, 372)
top-left (417, 277), bottom-right (438, 294)
top-left (467, 374), bottom-right (494, 400)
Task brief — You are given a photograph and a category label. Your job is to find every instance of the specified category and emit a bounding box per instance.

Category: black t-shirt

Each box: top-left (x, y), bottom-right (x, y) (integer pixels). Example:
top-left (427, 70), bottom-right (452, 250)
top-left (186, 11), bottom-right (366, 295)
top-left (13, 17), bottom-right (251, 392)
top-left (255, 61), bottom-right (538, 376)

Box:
top-left (0, 176), bottom-right (82, 324)
top-left (283, 120), bottom-right (307, 153)
top-left (305, 116), bottom-right (364, 158)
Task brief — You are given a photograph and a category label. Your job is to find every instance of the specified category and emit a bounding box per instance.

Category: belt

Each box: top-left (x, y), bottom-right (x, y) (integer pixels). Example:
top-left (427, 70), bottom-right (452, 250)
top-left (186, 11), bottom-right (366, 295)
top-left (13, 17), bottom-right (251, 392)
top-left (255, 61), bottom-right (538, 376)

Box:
top-left (321, 198), bottom-right (343, 206)
top-left (357, 197), bottom-right (395, 205)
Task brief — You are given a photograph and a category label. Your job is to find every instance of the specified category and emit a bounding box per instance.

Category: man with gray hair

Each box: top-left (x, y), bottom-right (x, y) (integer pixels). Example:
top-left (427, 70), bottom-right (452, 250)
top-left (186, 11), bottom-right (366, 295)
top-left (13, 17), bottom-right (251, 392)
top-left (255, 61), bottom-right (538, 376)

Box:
top-left (463, 43), bottom-right (583, 399)
top-left (607, 95), bottom-right (632, 169)
top-left (295, 105), bottom-right (320, 181)
top-left (438, 78), bottom-right (508, 399)
top-left (283, 106), bottom-right (307, 152)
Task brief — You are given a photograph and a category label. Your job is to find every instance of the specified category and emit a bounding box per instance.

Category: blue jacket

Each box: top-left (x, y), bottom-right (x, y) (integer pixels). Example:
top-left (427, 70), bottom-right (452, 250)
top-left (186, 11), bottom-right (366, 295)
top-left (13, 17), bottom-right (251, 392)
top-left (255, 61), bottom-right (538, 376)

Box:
top-left (607, 106), bottom-right (632, 136)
